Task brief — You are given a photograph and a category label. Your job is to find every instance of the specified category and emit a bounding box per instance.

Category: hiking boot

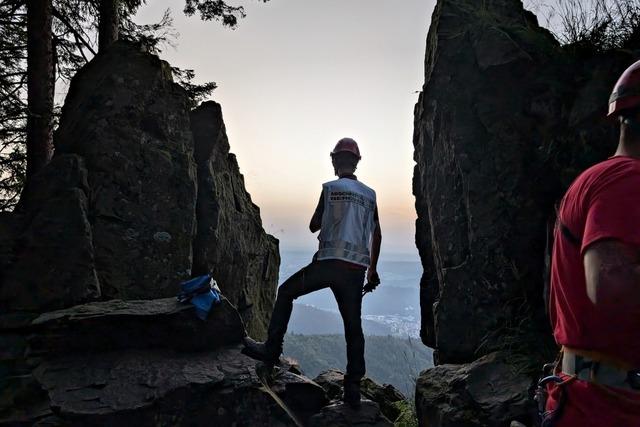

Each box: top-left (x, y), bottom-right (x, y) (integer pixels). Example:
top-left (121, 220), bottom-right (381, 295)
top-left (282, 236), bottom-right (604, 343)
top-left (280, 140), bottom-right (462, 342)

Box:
top-left (241, 337), bottom-right (279, 364)
top-left (342, 381), bottom-right (361, 409)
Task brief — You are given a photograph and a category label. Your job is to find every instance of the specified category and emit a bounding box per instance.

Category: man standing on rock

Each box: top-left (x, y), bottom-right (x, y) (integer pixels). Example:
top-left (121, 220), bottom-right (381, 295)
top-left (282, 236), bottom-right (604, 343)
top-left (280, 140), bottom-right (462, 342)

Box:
top-left (242, 138), bottom-right (382, 408)
top-left (545, 60), bottom-right (640, 425)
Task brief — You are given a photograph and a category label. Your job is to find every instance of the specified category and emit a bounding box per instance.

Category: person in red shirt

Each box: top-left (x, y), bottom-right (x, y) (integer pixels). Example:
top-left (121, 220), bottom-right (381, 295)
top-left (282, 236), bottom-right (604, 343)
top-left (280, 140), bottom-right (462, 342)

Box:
top-left (544, 60), bottom-right (640, 426)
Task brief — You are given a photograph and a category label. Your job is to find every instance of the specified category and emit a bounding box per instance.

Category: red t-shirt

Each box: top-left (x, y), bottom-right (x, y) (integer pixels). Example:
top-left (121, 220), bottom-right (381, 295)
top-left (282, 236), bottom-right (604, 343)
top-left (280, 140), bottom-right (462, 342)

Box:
top-left (550, 155), bottom-right (640, 366)
top-left (547, 156), bottom-right (640, 426)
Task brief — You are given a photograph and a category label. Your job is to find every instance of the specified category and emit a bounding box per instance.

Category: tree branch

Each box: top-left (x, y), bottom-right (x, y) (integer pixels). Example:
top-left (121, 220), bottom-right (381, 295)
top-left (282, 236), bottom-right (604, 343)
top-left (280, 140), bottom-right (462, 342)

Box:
top-left (0, 19), bottom-right (27, 26)
top-left (0, 71), bottom-right (26, 79)
top-left (52, 6), bottom-right (96, 56)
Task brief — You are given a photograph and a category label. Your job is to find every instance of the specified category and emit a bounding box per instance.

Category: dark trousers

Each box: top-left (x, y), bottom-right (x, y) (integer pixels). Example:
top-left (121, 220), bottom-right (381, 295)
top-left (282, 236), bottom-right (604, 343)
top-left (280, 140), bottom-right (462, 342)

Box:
top-left (265, 259), bottom-right (366, 383)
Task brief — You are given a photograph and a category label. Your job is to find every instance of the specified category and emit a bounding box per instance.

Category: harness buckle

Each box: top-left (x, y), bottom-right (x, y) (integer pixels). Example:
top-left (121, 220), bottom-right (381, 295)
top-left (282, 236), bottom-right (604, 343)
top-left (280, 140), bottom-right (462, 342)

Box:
top-left (535, 375), bottom-right (566, 427)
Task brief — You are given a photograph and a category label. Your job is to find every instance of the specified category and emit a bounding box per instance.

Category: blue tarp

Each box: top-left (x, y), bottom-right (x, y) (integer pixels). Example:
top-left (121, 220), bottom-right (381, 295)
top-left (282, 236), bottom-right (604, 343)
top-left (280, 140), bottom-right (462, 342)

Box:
top-left (177, 274), bottom-right (221, 320)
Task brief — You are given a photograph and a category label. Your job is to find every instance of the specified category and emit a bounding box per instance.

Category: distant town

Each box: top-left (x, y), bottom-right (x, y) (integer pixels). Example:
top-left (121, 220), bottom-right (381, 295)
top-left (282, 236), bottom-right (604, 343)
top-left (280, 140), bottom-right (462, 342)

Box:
top-left (362, 314), bottom-right (420, 338)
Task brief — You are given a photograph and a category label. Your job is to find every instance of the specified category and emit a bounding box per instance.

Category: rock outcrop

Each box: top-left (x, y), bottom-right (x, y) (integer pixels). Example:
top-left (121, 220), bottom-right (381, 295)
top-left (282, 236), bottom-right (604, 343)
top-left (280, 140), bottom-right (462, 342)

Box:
top-left (314, 369), bottom-right (406, 422)
top-left (27, 297), bottom-right (244, 356)
top-left (1, 155), bottom-right (100, 312)
top-left (191, 102), bottom-right (280, 339)
top-left (55, 43), bottom-right (198, 301)
top-left (0, 41), bottom-right (401, 426)
top-left (416, 352), bottom-right (533, 427)
top-left (413, 0), bottom-right (640, 425)
top-left (1, 296), bottom-right (398, 425)
top-left (0, 42), bottom-right (279, 339)
top-left (308, 401), bottom-right (393, 427)
top-left (2, 318), bottom-right (325, 426)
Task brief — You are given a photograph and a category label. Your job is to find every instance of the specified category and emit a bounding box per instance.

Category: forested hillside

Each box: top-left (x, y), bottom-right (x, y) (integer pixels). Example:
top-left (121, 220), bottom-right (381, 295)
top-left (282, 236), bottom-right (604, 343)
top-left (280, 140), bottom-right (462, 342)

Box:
top-left (283, 334), bottom-right (433, 397)
top-left (290, 304), bottom-right (393, 335)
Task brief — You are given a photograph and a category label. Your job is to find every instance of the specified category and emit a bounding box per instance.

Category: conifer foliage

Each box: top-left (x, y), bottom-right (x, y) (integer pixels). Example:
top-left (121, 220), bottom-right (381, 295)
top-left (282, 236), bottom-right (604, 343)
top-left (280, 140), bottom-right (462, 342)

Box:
top-left (527, 0), bottom-right (640, 50)
top-left (0, 0), bottom-right (28, 208)
top-left (0, 0), bottom-right (266, 210)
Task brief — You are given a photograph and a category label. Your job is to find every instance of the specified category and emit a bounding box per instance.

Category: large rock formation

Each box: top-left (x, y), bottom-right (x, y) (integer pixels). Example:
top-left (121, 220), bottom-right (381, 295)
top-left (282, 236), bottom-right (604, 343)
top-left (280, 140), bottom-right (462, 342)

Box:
top-left (1, 155), bottom-right (100, 312)
top-left (0, 300), bottom-right (398, 426)
top-left (1, 312), bottom-right (326, 426)
top-left (55, 43), bottom-right (197, 301)
top-left (0, 41), bottom-right (402, 426)
top-left (0, 42), bottom-right (278, 339)
top-left (1, 295), bottom-right (398, 425)
top-left (413, 0), bottom-right (640, 425)
top-left (313, 369), bottom-right (406, 422)
top-left (308, 401), bottom-right (393, 427)
top-left (191, 102), bottom-right (280, 338)
top-left (415, 352), bottom-right (533, 427)
top-left (27, 297), bottom-right (245, 356)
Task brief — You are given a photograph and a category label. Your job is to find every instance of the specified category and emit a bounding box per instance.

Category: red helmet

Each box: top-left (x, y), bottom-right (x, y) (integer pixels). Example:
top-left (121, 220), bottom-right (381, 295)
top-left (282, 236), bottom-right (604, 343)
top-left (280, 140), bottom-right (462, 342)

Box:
top-left (609, 60), bottom-right (640, 117)
top-left (330, 137), bottom-right (361, 160)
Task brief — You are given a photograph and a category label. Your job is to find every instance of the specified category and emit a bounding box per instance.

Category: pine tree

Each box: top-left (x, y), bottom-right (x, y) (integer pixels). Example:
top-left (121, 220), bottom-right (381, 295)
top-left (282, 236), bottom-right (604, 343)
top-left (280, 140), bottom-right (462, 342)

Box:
top-left (0, 0), bottom-right (27, 209)
top-left (0, 0), bottom-right (266, 209)
top-left (26, 0), bottom-right (54, 180)
top-left (99, 0), bottom-right (119, 51)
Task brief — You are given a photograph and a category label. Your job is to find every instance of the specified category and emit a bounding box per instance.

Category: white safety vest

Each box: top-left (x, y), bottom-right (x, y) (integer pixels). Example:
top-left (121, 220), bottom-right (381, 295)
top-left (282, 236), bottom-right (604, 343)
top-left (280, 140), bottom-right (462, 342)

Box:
top-left (316, 178), bottom-right (377, 267)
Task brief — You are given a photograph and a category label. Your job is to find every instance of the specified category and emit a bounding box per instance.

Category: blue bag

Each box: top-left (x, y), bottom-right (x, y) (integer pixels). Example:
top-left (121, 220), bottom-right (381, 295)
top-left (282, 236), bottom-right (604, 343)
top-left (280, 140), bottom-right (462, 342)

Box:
top-left (177, 274), bottom-right (221, 320)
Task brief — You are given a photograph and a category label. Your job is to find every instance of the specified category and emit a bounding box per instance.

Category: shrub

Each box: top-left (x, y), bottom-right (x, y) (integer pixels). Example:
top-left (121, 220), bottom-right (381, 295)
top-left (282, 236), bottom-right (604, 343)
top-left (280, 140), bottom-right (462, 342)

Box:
top-left (526, 0), bottom-right (640, 51)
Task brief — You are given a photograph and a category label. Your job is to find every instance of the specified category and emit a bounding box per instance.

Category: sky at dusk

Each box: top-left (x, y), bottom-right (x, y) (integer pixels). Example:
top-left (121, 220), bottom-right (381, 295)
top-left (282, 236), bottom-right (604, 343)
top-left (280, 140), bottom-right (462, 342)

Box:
top-left (136, 0), bottom-right (436, 258)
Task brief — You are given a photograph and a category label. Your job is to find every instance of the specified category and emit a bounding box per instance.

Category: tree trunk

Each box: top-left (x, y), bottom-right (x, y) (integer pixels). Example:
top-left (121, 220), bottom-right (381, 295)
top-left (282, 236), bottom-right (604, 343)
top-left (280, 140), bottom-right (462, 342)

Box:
top-left (98, 0), bottom-right (119, 52)
top-left (26, 0), bottom-right (54, 179)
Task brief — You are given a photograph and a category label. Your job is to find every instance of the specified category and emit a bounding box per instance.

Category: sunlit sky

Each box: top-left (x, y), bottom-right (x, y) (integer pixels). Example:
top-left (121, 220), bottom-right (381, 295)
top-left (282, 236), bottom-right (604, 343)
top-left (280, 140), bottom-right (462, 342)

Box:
top-left (136, 0), bottom-right (436, 258)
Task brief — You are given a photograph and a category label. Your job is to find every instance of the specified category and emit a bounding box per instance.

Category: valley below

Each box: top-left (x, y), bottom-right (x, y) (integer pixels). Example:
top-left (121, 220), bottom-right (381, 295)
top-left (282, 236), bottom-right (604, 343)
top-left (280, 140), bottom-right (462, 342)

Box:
top-left (279, 250), bottom-right (431, 396)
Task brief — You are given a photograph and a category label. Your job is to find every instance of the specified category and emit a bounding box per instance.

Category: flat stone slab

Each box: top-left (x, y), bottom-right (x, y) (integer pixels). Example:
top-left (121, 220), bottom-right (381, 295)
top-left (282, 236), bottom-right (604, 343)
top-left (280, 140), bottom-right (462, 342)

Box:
top-left (268, 369), bottom-right (328, 416)
top-left (28, 297), bottom-right (244, 355)
top-left (308, 400), bottom-right (393, 427)
top-left (28, 346), bottom-right (326, 426)
top-left (313, 369), bottom-right (406, 422)
top-left (415, 352), bottom-right (533, 427)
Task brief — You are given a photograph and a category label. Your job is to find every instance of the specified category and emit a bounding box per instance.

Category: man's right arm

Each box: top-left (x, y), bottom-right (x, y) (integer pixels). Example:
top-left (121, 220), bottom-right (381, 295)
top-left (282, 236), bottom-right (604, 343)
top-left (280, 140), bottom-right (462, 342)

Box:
top-left (581, 169), bottom-right (640, 312)
top-left (368, 220), bottom-right (382, 283)
top-left (309, 191), bottom-right (324, 233)
top-left (584, 240), bottom-right (640, 312)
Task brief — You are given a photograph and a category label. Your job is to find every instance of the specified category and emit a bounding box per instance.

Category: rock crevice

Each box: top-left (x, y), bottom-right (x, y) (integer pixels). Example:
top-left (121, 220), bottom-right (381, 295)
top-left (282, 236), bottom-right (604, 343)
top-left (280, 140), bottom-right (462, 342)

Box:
top-left (190, 101), bottom-right (280, 337)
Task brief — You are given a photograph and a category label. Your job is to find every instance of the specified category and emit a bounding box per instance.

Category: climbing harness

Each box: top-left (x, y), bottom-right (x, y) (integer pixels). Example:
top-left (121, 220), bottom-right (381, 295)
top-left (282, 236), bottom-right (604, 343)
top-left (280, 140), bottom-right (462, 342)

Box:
top-left (536, 373), bottom-right (573, 427)
top-left (562, 348), bottom-right (640, 392)
top-left (537, 349), bottom-right (640, 426)
top-left (535, 356), bottom-right (575, 427)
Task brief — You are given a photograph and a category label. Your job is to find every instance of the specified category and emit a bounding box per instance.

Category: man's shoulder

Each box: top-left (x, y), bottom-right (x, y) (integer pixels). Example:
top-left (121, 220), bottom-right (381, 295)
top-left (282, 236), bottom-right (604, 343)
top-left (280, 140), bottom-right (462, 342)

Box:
top-left (359, 181), bottom-right (376, 197)
top-left (570, 156), bottom-right (640, 194)
top-left (585, 156), bottom-right (640, 177)
top-left (335, 179), bottom-right (376, 193)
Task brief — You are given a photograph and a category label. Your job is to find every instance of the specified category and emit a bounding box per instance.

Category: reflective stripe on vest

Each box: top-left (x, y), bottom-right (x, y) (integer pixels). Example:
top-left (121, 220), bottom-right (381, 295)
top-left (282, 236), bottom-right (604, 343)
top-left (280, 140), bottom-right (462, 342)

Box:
top-left (317, 178), bottom-right (376, 267)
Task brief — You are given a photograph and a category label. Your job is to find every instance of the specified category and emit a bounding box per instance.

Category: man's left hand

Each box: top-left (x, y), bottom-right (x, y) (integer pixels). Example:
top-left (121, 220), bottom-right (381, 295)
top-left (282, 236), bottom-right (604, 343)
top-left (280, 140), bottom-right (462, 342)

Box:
top-left (367, 268), bottom-right (379, 284)
top-left (363, 270), bottom-right (380, 295)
